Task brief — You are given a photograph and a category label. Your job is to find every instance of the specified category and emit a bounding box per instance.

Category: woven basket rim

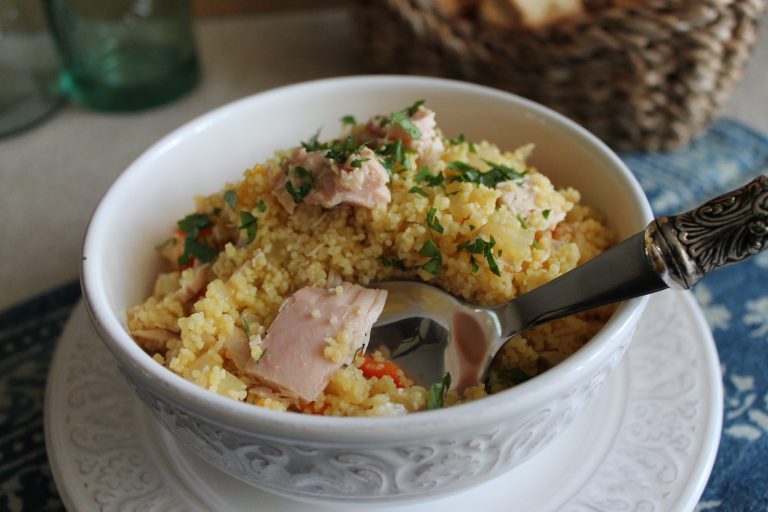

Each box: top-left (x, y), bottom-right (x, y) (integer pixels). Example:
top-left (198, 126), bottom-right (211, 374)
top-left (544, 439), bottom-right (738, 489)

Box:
top-left (389, 0), bottom-right (764, 43)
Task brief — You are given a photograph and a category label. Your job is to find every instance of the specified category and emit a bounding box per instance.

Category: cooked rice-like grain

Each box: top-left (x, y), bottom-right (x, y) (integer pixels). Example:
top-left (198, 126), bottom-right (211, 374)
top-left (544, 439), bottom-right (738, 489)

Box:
top-left (127, 114), bottom-right (615, 416)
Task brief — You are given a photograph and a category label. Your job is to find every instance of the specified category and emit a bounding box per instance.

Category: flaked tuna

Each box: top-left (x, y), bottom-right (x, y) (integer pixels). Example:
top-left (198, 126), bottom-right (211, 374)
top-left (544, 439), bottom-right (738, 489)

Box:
top-left (357, 106), bottom-right (445, 164)
top-left (244, 283), bottom-right (388, 401)
top-left (272, 147), bottom-right (390, 213)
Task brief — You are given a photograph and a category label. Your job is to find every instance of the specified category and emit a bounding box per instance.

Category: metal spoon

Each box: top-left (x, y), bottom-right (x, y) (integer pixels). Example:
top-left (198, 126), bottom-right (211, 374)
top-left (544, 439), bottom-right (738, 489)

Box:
top-left (368, 175), bottom-right (768, 391)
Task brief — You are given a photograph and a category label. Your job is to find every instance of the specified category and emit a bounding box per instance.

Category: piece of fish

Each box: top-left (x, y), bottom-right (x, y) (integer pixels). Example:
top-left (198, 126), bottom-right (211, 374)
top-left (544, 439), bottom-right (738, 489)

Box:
top-left (496, 178), bottom-right (566, 231)
top-left (273, 147), bottom-right (391, 213)
top-left (357, 106), bottom-right (445, 165)
top-left (244, 282), bottom-right (388, 401)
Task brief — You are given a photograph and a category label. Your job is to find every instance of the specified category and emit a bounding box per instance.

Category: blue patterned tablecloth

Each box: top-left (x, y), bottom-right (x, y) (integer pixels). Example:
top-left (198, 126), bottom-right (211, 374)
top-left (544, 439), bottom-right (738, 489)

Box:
top-left (0, 118), bottom-right (766, 511)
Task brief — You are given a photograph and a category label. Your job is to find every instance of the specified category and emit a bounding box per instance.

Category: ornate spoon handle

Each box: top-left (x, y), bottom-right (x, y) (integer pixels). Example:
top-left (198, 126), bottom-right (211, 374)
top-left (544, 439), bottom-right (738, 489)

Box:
top-left (646, 175), bottom-right (768, 289)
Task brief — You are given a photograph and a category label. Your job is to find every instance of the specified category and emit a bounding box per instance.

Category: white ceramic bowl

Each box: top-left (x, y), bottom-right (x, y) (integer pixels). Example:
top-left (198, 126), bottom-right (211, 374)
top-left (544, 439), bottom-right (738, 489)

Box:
top-left (81, 76), bottom-right (652, 506)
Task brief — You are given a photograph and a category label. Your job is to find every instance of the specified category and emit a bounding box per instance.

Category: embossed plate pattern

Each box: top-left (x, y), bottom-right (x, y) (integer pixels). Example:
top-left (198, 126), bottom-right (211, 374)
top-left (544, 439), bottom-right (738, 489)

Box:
top-left (44, 290), bottom-right (722, 512)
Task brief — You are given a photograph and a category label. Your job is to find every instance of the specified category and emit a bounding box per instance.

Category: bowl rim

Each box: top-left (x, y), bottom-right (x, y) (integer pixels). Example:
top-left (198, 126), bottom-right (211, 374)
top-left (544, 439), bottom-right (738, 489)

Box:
top-left (81, 75), bottom-right (652, 438)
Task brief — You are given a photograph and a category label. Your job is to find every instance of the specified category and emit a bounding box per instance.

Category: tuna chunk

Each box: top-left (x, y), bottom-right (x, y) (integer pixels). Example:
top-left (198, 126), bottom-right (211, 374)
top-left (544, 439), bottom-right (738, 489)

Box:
top-left (357, 106), bottom-right (445, 165)
top-left (272, 147), bottom-right (391, 213)
top-left (244, 283), bottom-right (388, 401)
top-left (496, 176), bottom-right (567, 231)
top-left (398, 106), bottom-right (445, 165)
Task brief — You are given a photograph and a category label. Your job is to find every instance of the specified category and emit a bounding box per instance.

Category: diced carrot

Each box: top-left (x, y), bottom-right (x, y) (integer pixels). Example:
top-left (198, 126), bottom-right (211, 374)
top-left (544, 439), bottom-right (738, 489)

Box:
top-left (360, 354), bottom-right (406, 388)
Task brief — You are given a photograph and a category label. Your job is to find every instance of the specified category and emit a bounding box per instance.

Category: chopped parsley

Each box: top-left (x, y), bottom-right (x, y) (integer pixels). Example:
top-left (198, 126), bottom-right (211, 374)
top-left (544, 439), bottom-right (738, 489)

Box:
top-left (419, 239), bottom-right (442, 276)
top-left (285, 166), bottom-right (315, 204)
top-left (414, 165), bottom-right (445, 187)
top-left (378, 139), bottom-right (406, 173)
top-left (426, 207), bottom-right (444, 234)
top-left (427, 372), bottom-right (451, 409)
top-left (409, 186), bottom-right (428, 198)
top-left (176, 213), bottom-right (217, 266)
top-left (386, 99), bottom-right (426, 138)
top-left (457, 235), bottom-right (501, 276)
top-left (239, 211), bottom-right (258, 244)
top-left (447, 133), bottom-right (477, 153)
top-left (517, 214), bottom-right (528, 229)
top-left (212, 207), bottom-right (222, 216)
top-left (341, 114), bottom-right (357, 125)
top-left (325, 136), bottom-right (366, 164)
top-left (404, 99), bottom-right (425, 116)
top-left (177, 213), bottom-right (213, 237)
top-left (446, 160), bottom-right (525, 189)
top-left (301, 129), bottom-right (327, 152)
top-left (255, 348), bottom-right (267, 364)
top-left (256, 200), bottom-right (267, 212)
top-left (182, 238), bottom-right (217, 266)
top-left (378, 255), bottom-right (406, 270)
top-left (224, 189), bottom-right (237, 209)
top-left (532, 239), bottom-right (542, 250)
top-left (542, 209), bottom-right (551, 219)
top-left (389, 111), bottom-right (422, 138)
top-left (242, 316), bottom-right (252, 338)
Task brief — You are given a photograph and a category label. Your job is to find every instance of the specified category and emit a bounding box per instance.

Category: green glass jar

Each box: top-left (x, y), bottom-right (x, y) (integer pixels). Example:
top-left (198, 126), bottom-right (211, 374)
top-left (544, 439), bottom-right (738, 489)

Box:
top-left (45, 0), bottom-right (199, 111)
top-left (0, 0), bottom-right (64, 137)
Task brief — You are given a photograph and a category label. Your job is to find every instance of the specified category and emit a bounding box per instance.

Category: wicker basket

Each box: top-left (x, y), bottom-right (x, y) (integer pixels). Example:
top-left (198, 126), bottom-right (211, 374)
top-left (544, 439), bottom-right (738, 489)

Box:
top-left (353, 0), bottom-right (766, 151)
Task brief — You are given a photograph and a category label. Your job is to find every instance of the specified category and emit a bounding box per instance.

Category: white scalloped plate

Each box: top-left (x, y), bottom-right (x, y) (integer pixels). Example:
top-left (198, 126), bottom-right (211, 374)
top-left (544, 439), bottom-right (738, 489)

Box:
top-left (45, 290), bottom-right (722, 512)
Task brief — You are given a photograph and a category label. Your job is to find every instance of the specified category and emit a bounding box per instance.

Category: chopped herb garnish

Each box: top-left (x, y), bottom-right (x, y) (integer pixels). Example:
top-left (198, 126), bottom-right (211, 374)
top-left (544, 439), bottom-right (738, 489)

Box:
top-left (176, 213), bottom-right (217, 266)
top-left (532, 239), bottom-right (542, 250)
top-left (446, 160), bottom-right (525, 189)
top-left (469, 224), bottom-right (476, 231)
top-left (389, 111), bottom-right (422, 138)
top-left (212, 207), bottom-right (222, 216)
top-left (542, 209), bottom-right (551, 219)
top-left (344, 346), bottom-right (364, 369)
top-left (256, 200), bottom-right (267, 212)
top-left (285, 166), bottom-right (315, 204)
top-left (224, 189), bottom-right (237, 209)
top-left (177, 213), bottom-right (213, 237)
top-left (301, 129), bottom-right (328, 152)
top-left (426, 207), bottom-right (444, 234)
top-left (414, 165), bottom-right (445, 187)
top-left (341, 115), bottom-right (357, 125)
top-left (242, 316), bottom-right (252, 338)
top-left (469, 254), bottom-right (479, 272)
top-left (325, 136), bottom-right (366, 164)
top-left (448, 133), bottom-right (477, 153)
top-left (378, 255), bottom-right (406, 270)
top-left (419, 239), bottom-right (442, 275)
top-left (409, 186), bottom-right (428, 198)
top-left (497, 249), bottom-right (503, 257)
top-left (517, 214), bottom-right (528, 229)
top-left (378, 139), bottom-right (405, 174)
top-left (427, 372), bottom-right (451, 409)
top-left (405, 99), bottom-right (425, 116)
top-left (239, 211), bottom-right (258, 244)
top-left (483, 159), bottom-right (526, 180)
top-left (255, 348), bottom-right (267, 364)
top-left (457, 235), bottom-right (501, 276)
top-left (180, 237), bottom-right (217, 266)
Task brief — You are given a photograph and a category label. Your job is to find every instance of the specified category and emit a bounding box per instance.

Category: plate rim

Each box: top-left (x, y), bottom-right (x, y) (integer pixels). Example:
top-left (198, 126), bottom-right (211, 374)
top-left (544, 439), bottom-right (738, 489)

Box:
top-left (44, 290), bottom-right (723, 511)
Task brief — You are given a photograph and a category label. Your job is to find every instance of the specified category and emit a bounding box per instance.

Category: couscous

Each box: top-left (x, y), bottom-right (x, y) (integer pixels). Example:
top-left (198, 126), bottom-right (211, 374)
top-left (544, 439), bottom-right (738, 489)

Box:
top-left (127, 101), bottom-right (615, 416)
